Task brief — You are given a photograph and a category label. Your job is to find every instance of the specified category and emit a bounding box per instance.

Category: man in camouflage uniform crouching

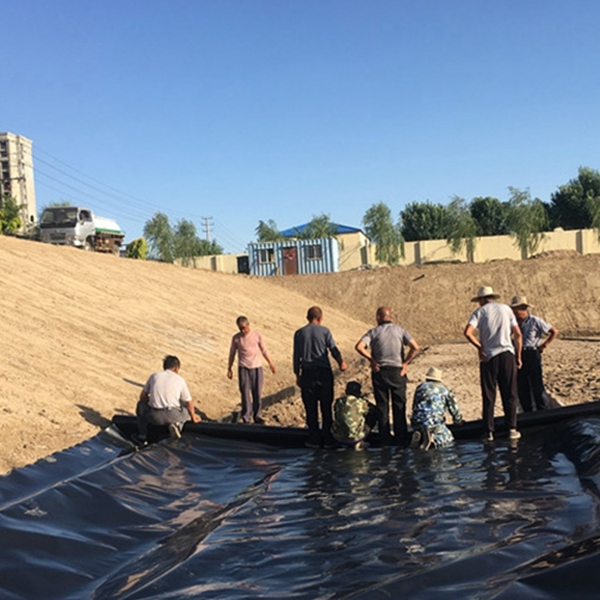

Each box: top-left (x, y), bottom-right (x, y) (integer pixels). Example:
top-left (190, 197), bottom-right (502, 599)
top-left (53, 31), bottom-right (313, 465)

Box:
top-left (410, 367), bottom-right (464, 451)
top-left (331, 381), bottom-right (377, 450)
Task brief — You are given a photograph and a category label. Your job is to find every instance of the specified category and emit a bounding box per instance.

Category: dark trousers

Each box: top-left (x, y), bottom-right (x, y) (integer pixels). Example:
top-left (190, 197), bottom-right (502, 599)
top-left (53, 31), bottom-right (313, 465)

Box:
top-left (365, 404), bottom-right (379, 431)
top-left (300, 368), bottom-right (335, 446)
top-left (239, 366), bottom-right (264, 423)
top-left (136, 401), bottom-right (188, 437)
top-left (480, 351), bottom-right (519, 432)
top-left (372, 366), bottom-right (408, 446)
top-left (518, 349), bottom-right (550, 412)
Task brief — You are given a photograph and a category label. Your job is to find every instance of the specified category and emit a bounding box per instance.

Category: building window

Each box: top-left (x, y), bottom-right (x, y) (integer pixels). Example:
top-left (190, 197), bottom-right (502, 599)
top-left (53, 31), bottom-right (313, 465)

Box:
top-left (306, 244), bottom-right (323, 260)
top-left (259, 248), bottom-right (275, 264)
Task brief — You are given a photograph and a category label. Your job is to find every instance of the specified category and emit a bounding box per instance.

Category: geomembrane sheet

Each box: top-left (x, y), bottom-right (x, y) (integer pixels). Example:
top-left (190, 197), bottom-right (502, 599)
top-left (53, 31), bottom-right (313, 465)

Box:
top-left (2, 418), bottom-right (600, 599)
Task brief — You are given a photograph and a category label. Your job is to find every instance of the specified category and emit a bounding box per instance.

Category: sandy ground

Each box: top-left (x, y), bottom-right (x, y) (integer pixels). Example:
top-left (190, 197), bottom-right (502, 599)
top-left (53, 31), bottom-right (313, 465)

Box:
top-left (262, 338), bottom-right (600, 427)
top-left (1, 236), bottom-right (600, 475)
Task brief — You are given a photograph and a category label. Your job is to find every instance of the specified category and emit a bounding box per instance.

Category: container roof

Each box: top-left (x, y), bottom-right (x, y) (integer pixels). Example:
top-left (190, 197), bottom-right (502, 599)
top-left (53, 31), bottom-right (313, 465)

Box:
top-left (280, 223), bottom-right (363, 237)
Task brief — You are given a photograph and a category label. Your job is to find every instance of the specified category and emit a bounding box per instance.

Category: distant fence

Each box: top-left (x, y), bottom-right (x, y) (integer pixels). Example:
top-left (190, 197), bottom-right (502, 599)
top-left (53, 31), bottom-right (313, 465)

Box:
top-left (376, 228), bottom-right (600, 267)
top-left (186, 228), bottom-right (600, 273)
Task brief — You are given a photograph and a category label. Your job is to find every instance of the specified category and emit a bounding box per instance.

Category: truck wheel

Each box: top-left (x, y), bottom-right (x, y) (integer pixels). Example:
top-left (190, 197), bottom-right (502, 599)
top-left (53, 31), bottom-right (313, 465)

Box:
top-left (84, 239), bottom-right (94, 252)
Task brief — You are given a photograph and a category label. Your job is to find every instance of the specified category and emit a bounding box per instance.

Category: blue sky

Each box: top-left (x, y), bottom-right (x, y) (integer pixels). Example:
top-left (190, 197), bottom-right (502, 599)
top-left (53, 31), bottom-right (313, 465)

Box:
top-left (3, 0), bottom-right (600, 253)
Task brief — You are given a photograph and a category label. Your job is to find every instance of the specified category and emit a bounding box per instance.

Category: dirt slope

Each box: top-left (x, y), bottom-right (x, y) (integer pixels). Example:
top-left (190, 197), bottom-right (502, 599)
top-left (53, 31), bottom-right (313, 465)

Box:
top-left (0, 236), bottom-right (370, 473)
top-left (2, 237), bottom-right (600, 475)
top-left (265, 253), bottom-right (600, 344)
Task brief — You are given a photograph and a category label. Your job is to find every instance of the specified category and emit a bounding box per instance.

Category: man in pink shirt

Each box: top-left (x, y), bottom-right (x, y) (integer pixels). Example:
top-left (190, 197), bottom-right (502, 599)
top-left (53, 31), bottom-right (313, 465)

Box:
top-left (227, 316), bottom-right (276, 424)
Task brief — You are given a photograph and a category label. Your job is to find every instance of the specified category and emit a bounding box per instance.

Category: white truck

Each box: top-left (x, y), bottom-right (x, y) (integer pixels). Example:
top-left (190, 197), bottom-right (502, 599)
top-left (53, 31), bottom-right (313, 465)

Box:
top-left (39, 206), bottom-right (125, 255)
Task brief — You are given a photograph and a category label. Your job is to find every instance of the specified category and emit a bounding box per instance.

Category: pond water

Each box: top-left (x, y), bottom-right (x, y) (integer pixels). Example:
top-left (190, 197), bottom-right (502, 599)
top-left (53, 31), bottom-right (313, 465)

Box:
top-left (1, 418), bottom-right (600, 599)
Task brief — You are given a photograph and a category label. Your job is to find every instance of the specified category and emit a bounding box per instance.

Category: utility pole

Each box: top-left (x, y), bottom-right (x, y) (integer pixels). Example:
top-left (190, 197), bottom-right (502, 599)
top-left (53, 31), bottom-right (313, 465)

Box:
top-left (202, 216), bottom-right (213, 241)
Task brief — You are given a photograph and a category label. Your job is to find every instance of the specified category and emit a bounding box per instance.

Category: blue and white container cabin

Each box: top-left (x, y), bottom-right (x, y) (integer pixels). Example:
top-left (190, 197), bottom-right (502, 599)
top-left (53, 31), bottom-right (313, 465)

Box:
top-left (247, 237), bottom-right (340, 276)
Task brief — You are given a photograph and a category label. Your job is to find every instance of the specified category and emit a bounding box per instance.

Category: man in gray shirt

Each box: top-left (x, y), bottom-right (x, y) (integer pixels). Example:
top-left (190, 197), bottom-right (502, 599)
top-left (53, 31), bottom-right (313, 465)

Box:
top-left (136, 355), bottom-right (201, 443)
top-left (464, 286), bottom-right (522, 442)
top-left (293, 306), bottom-right (347, 448)
top-left (355, 306), bottom-right (419, 446)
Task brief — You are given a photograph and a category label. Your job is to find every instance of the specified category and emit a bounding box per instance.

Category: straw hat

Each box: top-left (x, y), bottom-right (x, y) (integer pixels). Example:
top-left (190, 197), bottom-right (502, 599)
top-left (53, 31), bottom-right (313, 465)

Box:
top-left (471, 285), bottom-right (501, 302)
top-left (510, 295), bottom-right (533, 309)
top-left (425, 367), bottom-right (443, 382)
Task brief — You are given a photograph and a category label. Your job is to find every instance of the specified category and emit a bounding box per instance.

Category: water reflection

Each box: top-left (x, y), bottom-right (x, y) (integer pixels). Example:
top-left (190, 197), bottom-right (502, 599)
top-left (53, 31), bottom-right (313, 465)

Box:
top-left (2, 422), bottom-right (600, 599)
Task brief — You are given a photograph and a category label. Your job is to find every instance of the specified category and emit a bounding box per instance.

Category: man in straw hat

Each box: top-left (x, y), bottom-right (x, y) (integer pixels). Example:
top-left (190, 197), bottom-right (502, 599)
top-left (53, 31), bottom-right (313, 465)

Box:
top-left (510, 295), bottom-right (558, 412)
top-left (410, 367), bottom-right (464, 450)
top-left (464, 286), bottom-right (522, 442)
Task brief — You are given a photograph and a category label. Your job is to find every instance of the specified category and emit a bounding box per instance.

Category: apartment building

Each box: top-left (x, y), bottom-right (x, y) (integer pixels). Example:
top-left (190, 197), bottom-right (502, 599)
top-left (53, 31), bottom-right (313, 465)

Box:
top-left (0, 132), bottom-right (37, 230)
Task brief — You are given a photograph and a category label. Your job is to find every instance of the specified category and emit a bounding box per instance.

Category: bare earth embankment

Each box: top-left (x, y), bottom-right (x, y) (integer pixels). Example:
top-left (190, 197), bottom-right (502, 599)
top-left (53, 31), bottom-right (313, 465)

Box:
top-left (2, 236), bottom-right (600, 474)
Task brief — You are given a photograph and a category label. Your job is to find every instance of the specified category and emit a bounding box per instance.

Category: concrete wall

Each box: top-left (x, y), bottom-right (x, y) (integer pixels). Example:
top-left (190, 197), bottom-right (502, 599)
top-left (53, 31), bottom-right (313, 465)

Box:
top-left (471, 235), bottom-right (522, 262)
top-left (577, 229), bottom-right (600, 255)
top-left (373, 228), bottom-right (600, 268)
top-left (413, 238), bottom-right (470, 264)
top-left (184, 227), bottom-right (600, 274)
top-left (337, 231), bottom-right (372, 270)
top-left (191, 253), bottom-right (244, 273)
top-left (536, 229), bottom-right (579, 254)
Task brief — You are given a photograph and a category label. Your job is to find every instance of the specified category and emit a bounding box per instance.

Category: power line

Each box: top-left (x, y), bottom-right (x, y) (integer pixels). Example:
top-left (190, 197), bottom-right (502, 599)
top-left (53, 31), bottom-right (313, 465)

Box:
top-left (33, 145), bottom-right (249, 252)
top-left (211, 221), bottom-right (249, 253)
top-left (34, 169), bottom-right (149, 221)
top-left (34, 146), bottom-right (164, 213)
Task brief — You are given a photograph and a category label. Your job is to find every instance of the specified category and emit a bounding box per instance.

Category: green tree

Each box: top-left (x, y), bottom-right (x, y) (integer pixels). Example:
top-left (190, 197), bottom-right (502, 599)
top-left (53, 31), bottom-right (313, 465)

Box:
top-left (256, 219), bottom-right (285, 242)
top-left (174, 218), bottom-right (201, 267)
top-left (144, 212), bottom-right (175, 262)
top-left (469, 196), bottom-right (509, 236)
top-left (505, 187), bottom-right (548, 257)
top-left (39, 200), bottom-right (72, 214)
top-left (296, 214), bottom-right (338, 239)
top-left (125, 237), bottom-right (148, 260)
top-left (144, 213), bottom-right (223, 264)
top-left (362, 202), bottom-right (404, 265)
top-left (0, 193), bottom-right (23, 234)
top-left (548, 166), bottom-right (600, 230)
top-left (196, 238), bottom-right (224, 256)
top-left (446, 196), bottom-right (478, 257)
top-left (400, 201), bottom-right (450, 241)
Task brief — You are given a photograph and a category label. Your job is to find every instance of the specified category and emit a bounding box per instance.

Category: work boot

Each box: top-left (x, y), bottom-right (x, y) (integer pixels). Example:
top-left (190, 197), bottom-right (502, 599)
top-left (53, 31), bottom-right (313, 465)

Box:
top-left (168, 423), bottom-right (182, 439)
top-left (481, 431), bottom-right (494, 442)
top-left (410, 430), bottom-right (422, 448)
top-left (509, 429), bottom-right (521, 441)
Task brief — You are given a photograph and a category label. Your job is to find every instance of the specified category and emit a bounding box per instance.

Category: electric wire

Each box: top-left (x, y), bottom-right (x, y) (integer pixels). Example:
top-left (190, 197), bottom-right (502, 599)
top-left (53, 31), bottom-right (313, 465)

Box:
top-left (33, 146), bottom-right (247, 251)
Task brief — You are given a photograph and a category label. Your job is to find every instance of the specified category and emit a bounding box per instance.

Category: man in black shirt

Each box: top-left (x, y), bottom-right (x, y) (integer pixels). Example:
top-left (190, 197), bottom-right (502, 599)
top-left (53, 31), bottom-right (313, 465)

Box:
top-left (293, 306), bottom-right (347, 448)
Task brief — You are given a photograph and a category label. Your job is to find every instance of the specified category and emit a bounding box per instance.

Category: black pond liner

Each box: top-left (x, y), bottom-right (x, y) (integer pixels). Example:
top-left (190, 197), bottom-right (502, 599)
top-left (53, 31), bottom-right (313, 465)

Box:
top-left (2, 405), bottom-right (600, 599)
